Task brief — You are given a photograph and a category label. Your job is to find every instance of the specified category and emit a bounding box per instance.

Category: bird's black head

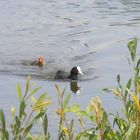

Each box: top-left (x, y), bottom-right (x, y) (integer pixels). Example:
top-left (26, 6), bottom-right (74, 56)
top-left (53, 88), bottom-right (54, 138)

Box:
top-left (70, 66), bottom-right (83, 80)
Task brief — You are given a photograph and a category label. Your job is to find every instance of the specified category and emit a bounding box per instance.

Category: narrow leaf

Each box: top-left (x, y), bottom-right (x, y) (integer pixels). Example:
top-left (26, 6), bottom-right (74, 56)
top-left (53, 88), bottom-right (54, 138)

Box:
top-left (55, 84), bottom-right (62, 95)
top-left (125, 79), bottom-right (132, 98)
top-left (102, 88), bottom-right (112, 92)
top-left (11, 107), bottom-right (16, 118)
top-left (24, 124), bottom-right (33, 137)
top-left (34, 93), bottom-right (47, 107)
top-left (19, 101), bottom-right (26, 119)
top-left (133, 95), bottom-right (140, 111)
top-left (0, 109), bottom-right (5, 130)
top-left (63, 94), bottom-right (71, 109)
top-left (34, 112), bottom-right (45, 120)
top-left (16, 83), bottom-right (22, 102)
top-left (33, 99), bottom-right (51, 111)
top-left (43, 114), bottom-right (48, 137)
top-left (26, 87), bottom-right (41, 100)
top-left (136, 59), bottom-right (140, 69)
top-left (70, 119), bottom-right (74, 133)
top-left (15, 116), bottom-right (21, 128)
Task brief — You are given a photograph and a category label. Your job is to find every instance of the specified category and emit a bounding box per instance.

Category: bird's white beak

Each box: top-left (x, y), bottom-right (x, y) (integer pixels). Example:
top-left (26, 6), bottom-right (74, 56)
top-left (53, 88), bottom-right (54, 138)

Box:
top-left (77, 66), bottom-right (83, 75)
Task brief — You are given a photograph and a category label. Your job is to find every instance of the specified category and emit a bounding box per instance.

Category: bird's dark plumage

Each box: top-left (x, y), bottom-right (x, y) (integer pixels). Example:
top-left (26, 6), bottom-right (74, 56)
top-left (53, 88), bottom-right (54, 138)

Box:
top-left (55, 66), bottom-right (83, 80)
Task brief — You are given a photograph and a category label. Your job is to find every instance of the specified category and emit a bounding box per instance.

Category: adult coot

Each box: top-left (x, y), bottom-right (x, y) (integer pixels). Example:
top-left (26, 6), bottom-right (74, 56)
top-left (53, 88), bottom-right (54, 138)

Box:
top-left (55, 66), bottom-right (83, 80)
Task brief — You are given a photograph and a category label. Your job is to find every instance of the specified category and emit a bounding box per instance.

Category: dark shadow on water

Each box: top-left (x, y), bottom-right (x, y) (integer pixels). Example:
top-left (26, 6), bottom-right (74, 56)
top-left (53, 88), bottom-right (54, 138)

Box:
top-left (70, 81), bottom-right (81, 95)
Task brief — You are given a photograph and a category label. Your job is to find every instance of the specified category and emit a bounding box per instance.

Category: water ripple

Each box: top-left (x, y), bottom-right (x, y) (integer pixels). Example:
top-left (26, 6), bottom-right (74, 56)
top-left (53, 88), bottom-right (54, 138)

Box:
top-left (0, 0), bottom-right (140, 82)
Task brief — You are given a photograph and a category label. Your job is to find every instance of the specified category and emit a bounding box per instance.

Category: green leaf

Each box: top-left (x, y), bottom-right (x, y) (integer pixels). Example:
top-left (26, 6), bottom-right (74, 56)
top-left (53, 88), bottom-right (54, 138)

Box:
top-left (19, 101), bottom-right (26, 119)
top-left (4, 130), bottom-right (9, 140)
top-left (69, 119), bottom-right (74, 133)
top-left (23, 124), bottom-right (33, 137)
top-left (26, 87), bottom-right (41, 100)
top-left (62, 87), bottom-right (67, 99)
top-left (117, 74), bottom-right (120, 84)
top-left (63, 94), bottom-right (71, 109)
top-left (102, 111), bottom-right (109, 128)
top-left (34, 111), bottom-right (45, 120)
top-left (76, 132), bottom-right (85, 140)
top-left (89, 115), bottom-right (95, 121)
top-left (24, 76), bottom-right (31, 100)
top-left (15, 116), bottom-right (21, 128)
top-left (126, 79), bottom-right (132, 90)
top-left (0, 109), bottom-right (5, 130)
top-left (86, 105), bottom-right (92, 115)
top-left (33, 98), bottom-right (51, 111)
top-left (26, 137), bottom-right (33, 140)
top-left (16, 83), bottom-right (23, 102)
top-left (127, 38), bottom-right (137, 62)
top-left (117, 74), bottom-right (122, 89)
top-left (78, 111), bottom-right (88, 116)
top-left (102, 88), bottom-right (112, 92)
top-left (26, 76), bottom-right (31, 92)
top-left (43, 114), bottom-right (48, 137)
top-left (125, 79), bottom-right (132, 98)
top-left (136, 59), bottom-right (140, 69)
top-left (26, 134), bottom-right (42, 140)
top-left (70, 104), bottom-right (80, 112)
top-left (55, 84), bottom-right (62, 95)
top-left (11, 107), bottom-right (16, 118)
top-left (113, 117), bottom-right (127, 132)
top-left (34, 93), bottom-right (47, 107)
top-left (1, 130), bottom-right (9, 140)
top-left (134, 68), bottom-right (139, 85)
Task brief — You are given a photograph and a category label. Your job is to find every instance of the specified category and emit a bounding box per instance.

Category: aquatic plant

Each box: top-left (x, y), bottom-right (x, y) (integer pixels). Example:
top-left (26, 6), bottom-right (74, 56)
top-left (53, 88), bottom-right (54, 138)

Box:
top-left (55, 85), bottom-right (74, 140)
top-left (0, 76), bottom-right (51, 140)
top-left (102, 38), bottom-right (140, 140)
top-left (0, 38), bottom-right (140, 140)
top-left (58, 38), bottom-right (140, 140)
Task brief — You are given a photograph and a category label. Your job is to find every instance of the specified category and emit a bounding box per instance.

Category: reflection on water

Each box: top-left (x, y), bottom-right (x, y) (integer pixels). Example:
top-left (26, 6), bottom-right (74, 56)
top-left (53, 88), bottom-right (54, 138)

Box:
top-left (70, 81), bottom-right (81, 95)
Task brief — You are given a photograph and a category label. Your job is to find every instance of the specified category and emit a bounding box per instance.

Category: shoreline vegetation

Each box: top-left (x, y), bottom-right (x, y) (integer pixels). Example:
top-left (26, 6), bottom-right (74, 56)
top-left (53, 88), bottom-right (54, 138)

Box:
top-left (0, 38), bottom-right (140, 140)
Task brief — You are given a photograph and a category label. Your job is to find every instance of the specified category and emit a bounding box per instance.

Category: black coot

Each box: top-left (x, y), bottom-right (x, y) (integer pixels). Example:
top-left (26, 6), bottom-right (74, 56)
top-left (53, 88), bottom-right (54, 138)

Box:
top-left (55, 66), bottom-right (83, 80)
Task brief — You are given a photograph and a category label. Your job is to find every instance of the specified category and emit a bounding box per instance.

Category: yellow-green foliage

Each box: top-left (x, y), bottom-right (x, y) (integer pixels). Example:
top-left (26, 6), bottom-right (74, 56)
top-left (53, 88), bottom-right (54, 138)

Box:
top-left (0, 38), bottom-right (140, 140)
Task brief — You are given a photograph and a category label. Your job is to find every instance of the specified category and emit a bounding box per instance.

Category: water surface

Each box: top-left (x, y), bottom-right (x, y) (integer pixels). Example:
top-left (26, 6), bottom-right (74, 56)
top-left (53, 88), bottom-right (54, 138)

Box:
top-left (0, 0), bottom-right (140, 138)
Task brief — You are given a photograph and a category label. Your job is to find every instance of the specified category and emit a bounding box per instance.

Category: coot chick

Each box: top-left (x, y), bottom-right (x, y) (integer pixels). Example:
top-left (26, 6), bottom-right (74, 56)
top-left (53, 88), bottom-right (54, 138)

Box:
top-left (55, 66), bottom-right (83, 80)
top-left (30, 57), bottom-right (46, 67)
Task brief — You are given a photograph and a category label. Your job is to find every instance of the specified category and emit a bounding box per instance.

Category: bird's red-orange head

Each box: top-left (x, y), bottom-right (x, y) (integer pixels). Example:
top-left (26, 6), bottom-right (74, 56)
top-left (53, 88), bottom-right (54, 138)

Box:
top-left (38, 56), bottom-right (45, 66)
